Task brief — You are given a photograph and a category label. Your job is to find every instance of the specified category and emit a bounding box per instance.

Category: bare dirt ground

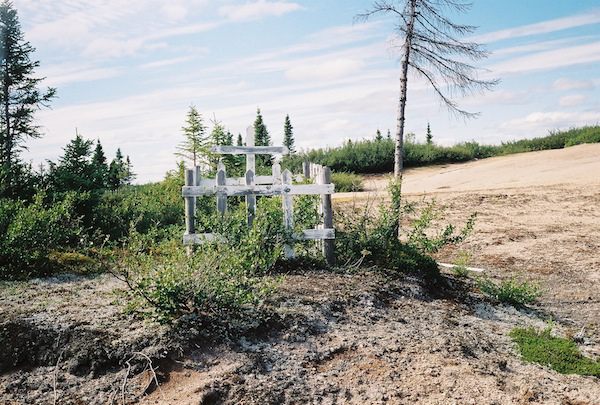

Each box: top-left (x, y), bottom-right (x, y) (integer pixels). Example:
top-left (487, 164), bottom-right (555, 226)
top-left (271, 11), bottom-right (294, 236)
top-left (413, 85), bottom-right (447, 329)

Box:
top-left (1, 144), bottom-right (599, 404)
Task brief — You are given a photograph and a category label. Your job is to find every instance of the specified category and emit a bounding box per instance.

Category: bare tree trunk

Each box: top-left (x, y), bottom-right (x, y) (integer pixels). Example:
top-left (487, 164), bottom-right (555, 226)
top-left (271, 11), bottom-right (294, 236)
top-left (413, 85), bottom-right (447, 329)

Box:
top-left (394, 0), bottom-right (416, 182)
top-left (392, 0), bottom-right (417, 236)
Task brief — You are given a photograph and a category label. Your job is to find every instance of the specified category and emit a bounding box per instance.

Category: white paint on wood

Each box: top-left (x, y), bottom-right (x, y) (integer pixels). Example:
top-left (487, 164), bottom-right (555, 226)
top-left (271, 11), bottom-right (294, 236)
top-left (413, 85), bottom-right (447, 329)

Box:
top-left (296, 229), bottom-right (335, 240)
top-left (182, 183), bottom-right (334, 197)
top-left (282, 169), bottom-right (294, 258)
top-left (183, 233), bottom-right (227, 245)
top-left (212, 145), bottom-right (287, 155)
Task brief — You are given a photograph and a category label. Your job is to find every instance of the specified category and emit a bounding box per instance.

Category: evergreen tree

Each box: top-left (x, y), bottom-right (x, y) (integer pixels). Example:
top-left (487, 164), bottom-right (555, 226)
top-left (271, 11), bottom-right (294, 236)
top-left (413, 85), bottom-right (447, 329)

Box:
top-left (50, 134), bottom-right (94, 192)
top-left (283, 114), bottom-right (295, 155)
top-left (107, 148), bottom-right (126, 191)
top-left (253, 107), bottom-right (272, 167)
top-left (375, 129), bottom-right (383, 142)
top-left (387, 129), bottom-right (391, 140)
top-left (174, 105), bottom-right (208, 168)
top-left (123, 155), bottom-right (136, 185)
top-left (91, 138), bottom-right (108, 189)
top-left (208, 116), bottom-right (229, 172)
top-left (0, 1), bottom-right (56, 198)
top-left (236, 133), bottom-right (243, 147)
top-left (426, 122), bottom-right (433, 145)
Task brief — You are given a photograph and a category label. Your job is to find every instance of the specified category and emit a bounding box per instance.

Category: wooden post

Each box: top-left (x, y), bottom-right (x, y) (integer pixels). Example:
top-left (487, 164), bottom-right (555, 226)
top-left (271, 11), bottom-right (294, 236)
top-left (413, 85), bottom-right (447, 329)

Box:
top-left (185, 168), bottom-right (195, 254)
top-left (320, 167), bottom-right (335, 265)
top-left (282, 169), bottom-right (294, 259)
top-left (246, 169), bottom-right (256, 227)
top-left (303, 162), bottom-right (310, 179)
top-left (246, 126), bottom-right (255, 175)
top-left (216, 161), bottom-right (227, 217)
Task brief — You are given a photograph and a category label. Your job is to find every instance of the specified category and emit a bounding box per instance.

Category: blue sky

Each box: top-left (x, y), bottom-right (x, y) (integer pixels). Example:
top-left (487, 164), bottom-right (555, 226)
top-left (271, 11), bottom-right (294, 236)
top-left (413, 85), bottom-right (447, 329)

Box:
top-left (14, 0), bottom-right (600, 183)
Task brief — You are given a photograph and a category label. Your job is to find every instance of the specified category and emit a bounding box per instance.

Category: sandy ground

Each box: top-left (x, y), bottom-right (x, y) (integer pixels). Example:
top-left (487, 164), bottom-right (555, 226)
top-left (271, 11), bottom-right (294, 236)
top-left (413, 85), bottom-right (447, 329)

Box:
top-left (345, 143), bottom-right (600, 337)
top-left (1, 144), bottom-right (599, 404)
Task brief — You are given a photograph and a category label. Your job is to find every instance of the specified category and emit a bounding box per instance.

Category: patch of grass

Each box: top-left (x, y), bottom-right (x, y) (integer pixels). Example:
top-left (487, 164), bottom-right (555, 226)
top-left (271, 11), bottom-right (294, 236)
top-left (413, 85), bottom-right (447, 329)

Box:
top-left (510, 324), bottom-right (600, 377)
top-left (477, 275), bottom-right (543, 305)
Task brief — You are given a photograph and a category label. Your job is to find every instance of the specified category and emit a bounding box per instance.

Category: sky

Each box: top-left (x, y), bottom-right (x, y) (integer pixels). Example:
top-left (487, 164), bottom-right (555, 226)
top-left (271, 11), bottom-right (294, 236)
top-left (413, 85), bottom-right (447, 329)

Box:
top-left (13, 0), bottom-right (600, 184)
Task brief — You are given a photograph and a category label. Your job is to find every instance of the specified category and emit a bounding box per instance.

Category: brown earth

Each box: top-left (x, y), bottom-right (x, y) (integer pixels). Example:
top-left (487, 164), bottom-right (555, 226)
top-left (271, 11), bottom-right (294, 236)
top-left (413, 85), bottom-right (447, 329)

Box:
top-left (1, 144), bottom-right (599, 404)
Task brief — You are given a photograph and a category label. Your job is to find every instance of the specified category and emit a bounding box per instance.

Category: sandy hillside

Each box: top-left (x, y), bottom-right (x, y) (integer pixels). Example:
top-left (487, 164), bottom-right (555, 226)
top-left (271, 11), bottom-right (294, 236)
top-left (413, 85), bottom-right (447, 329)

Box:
top-left (1, 144), bottom-right (599, 405)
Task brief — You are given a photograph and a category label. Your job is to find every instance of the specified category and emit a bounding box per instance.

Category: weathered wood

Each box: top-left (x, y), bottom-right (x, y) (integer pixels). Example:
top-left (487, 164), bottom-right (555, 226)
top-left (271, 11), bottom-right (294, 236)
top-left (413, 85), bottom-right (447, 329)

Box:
top-left (197, 175), bottom-right (276, 187)
top-left (282, 169), bottom-right (294, 258)
top-left (246, 126), bottom-right (255, 175)
top-left (216, 165), bottom-right (227, 217)
top-left (185, 169), bottom-right (195, 235)
top-left (185, 169), bottom-right (196, 256)
top-left (296, 228), bottom-right (335, 240)
top-left (303, 162), bottom-right (310, 179)
top-left (183, 233), bottom-right (227, 245)
top-left (272, 164), bottom-right (281, 185)
top-left (212, 145), bottom-right (287, 155)
top-left (182, 183), bottom-right (334, 197)
top-left (246, 169), bottom-right (256, 227)
top-left (320, 167), bottom-right (335, 265)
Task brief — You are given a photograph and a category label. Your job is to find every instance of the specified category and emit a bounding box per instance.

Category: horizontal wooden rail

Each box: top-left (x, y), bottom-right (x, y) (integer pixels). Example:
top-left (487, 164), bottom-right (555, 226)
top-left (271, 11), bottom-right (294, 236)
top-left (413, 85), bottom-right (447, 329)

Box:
top-left (197, 175), bottom-right (275, 187)
top-left (182, 183), bottom-right (334, 197)
top-left (212, 145), bottom-right (288, 155)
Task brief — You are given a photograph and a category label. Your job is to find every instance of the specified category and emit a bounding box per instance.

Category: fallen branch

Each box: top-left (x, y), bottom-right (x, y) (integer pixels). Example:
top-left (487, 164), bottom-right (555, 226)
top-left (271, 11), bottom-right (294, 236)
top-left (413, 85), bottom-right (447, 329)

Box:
top-left (121, 352), bottom-right (164, 404)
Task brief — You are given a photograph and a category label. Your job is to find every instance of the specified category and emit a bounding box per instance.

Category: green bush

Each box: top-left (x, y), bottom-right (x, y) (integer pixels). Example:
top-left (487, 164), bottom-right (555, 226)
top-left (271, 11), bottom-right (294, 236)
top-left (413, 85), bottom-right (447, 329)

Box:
top-left (404, 199), bottom-right (476, 253)
top-left (117, 195), bottom-right (320, 322)
top-left (0, 191), bottom-right (84, 279)
top-left (510, 324), bottom-right (600, 376)
top-left (477, 275), bottom-right (543, 305)
top-left (332, 172), bottom-right (364, 192)
top-left (335, 199), bottom-right (439, 281)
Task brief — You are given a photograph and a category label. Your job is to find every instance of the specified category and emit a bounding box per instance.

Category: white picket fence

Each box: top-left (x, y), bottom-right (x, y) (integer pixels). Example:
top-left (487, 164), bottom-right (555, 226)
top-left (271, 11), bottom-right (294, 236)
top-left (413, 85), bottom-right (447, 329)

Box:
top-left (182, 126), bottom-right (335, 264)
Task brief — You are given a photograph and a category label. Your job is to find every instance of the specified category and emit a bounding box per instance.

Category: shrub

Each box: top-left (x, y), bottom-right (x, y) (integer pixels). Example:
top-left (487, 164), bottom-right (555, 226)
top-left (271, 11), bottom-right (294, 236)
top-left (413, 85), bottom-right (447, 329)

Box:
top-left (404, 199), bottom-right (476, 253)
top-left (117, 195), bottom-right (319, 322)
top-left (477, 275), bottom-right (543, 305)
top-left (332, 172), bottom-right (364, 192)
top-left (0, 191), bottom-right (84, 279)
top-left (510, 323), bottom-right (600, 376)
top-left (335, 198), bottom-right (439, 281)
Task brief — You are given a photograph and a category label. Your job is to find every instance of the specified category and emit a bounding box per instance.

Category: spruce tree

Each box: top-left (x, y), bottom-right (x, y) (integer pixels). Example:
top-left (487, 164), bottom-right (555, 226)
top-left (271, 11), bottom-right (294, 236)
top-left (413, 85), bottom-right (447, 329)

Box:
top-left (253, 107), bottom-right (272, 168)
top-left (91, 139), bottom-right (108, 189)
top-left (175, 105), bottom-right (208, 168)
top-left (283, 114), bottom-right (295, 155)
top-left (0, 0), bottom-right (56, 197)
top-left (375, 129), bottom-right (383, 142)
top-left (107, 148), bottom-right (125, 190)
top-left (51, 134), bottom-right (94, 192)
top-left (426, 122), bottom-right (433, 145)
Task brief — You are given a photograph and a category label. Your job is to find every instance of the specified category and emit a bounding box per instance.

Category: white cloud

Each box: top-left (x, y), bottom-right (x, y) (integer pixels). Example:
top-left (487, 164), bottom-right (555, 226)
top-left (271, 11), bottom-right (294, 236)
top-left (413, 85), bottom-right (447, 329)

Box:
top-left (551, 78), bottom-right (596, 92)
top-left (320, 119), bottom-right (361, 133)
top-left (285, 58), bottom-right (366, 81)
top-left (464, 89), bottom-right (533, 106)
top-left (472, 10), bottom-right (600, 43)
top-left (83, 37), bottom-right (144, 59)
top-left (558, 95), bottom-right (587, 108)
top-left (499, 111), bottom-right (600, 133)
top-left (218, 0), bottom-right (303, 22)
top-left (489, 42), bottom-right (600, 75)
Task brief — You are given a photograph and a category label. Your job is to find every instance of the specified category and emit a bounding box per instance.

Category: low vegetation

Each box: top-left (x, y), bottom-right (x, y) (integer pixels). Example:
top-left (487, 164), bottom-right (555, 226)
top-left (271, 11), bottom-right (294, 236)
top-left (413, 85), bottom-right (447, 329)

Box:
top-left (477, 275), bottom-right (544, 306)
top-left (510, 323), bottom-right (600, 377)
